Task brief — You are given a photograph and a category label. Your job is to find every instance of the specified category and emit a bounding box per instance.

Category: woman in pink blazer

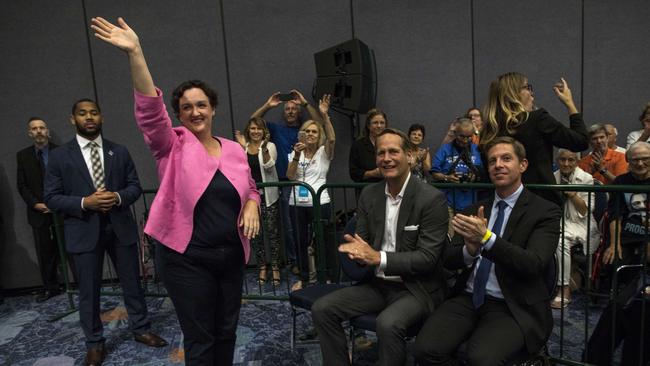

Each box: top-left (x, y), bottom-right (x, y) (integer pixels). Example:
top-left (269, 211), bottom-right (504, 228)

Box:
top-left (92, 17), bottom-right (260, 365)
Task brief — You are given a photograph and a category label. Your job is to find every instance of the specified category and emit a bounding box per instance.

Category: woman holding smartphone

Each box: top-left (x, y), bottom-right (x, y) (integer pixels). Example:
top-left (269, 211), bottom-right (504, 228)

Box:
top-left (287, 95), bottom-right (335, 290)
top-left (480, 72), bottom-right (589, 205)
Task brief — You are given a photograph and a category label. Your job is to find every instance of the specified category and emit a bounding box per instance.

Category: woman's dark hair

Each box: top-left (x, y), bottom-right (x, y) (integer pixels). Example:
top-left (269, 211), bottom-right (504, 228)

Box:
top-left (407, 123), bottom-right (426, 137)
top-left (465, 107), bottom-right (482, 119)
top-left (171, 80), bottom-right (218, 116)
top-left (638, 103), bottom-right (650, 123)
top-left (363, 108), bottom-right (388, 137)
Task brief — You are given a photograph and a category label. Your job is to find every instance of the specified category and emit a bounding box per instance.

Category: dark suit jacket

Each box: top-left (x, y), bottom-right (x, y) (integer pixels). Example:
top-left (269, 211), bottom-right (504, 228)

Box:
top-left (505, 109), bottom-right (588, 205)
top-left (356, 176), bottom-right (449, 315)
top-left (16, 143), bottom-right (58, 227)
top-left (446, 188), bottom-right (561, 353)
top-left (44, 138), bottom-right (142, 253)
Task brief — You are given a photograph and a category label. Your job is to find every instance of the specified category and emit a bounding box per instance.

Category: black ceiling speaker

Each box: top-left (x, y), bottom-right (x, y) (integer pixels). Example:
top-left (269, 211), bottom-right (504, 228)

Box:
top-left (313, 39), bottom-right (376, 114)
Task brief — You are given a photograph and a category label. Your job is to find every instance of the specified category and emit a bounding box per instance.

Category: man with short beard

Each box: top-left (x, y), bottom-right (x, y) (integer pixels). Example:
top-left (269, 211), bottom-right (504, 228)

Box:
top-left (16, 117), bottom-right (61, 302)
top-left (44, 99), bottom-right (166, 365)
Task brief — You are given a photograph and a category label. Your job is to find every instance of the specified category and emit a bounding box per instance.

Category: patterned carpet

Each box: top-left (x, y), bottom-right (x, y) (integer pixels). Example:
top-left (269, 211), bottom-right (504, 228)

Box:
top-left (0, 271), bottom-right (610, 365)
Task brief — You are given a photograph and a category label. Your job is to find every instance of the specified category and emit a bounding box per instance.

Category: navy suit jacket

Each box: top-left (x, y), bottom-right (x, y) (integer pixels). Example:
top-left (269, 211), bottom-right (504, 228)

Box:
top-left (44, 137), bottom-right (142, 253)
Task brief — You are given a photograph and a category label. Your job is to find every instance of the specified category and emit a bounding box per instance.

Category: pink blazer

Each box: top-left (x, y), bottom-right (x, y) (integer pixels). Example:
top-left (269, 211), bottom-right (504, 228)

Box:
top-left (134, 88), bottom-right (260, 262)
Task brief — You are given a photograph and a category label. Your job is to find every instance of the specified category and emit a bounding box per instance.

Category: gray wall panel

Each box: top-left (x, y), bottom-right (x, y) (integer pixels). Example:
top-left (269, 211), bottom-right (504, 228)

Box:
top-left (474, 0), bottom-right (582, 122)
top-left (353, 0), bottom-right (474, 153)
top-left (583, 0), bottom-right (650, 145)
top-left (0, 1), bottom-right (95, 289)
top-left (2, 1), bottom-right (649, 289)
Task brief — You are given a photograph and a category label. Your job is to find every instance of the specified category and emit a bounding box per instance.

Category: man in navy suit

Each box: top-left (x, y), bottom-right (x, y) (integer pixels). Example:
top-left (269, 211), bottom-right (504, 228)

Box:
top-left (414, 136), bottom-right (561, 365)
top-left (44, 99), bottom-right (167, 366)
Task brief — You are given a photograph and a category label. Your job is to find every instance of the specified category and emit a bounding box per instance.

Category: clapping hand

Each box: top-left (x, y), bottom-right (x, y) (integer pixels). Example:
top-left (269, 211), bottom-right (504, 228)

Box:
top-left (234, 130), bottom-right (246, 147)
top-left (452, 206), bottom-right (488, 256)
top-left (338, 234), bottom-right (380, 265)
top-left (591, 150), bottom-right (604, 172)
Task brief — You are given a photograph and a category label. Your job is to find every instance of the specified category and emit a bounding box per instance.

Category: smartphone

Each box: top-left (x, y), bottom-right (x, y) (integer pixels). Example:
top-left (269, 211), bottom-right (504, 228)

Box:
top-left (298, 131), bottom-right (307, 142)
top-left (278, 93), bottom-right (294, 102)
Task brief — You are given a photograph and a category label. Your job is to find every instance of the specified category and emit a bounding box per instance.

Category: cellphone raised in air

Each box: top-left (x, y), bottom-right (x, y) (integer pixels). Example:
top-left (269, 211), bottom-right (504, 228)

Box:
top-left (278, 93), bottom-right (295, 102)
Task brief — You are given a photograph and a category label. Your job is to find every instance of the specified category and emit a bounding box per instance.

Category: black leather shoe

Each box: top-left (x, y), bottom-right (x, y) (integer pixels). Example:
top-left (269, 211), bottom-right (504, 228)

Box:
top-left (35, 290), bottom-right (60, 303)
top-left (83, 345), bottom-right (105, 366)
top-left (134, 331), bottom-right (168, 347)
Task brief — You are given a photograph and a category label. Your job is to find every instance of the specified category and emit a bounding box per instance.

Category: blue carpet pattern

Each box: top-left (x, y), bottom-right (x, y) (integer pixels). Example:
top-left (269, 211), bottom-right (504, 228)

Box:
top-left (0, 271), bottom-right (612, 365)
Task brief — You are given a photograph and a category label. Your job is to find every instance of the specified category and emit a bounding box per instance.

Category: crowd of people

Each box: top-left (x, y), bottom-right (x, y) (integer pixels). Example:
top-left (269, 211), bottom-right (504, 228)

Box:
top-left (8, 15), bottom-right (650, 366)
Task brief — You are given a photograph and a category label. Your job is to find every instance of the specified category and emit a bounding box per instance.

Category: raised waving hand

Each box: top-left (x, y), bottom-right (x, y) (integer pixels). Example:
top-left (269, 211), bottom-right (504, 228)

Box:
top-left (90, 17), bottom-right (156, 96)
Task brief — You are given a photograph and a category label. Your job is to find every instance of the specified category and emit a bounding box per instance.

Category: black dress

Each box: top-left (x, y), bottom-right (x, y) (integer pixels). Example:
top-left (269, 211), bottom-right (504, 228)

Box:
top-left (349, 136), bottom-right (382, 183)
top-left (498, 108), bottom-right (589, 206)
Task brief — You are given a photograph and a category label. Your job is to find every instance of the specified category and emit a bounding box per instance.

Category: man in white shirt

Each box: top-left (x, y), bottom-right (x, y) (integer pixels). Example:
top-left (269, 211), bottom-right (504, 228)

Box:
top-left (312, 128), bottom-right (449, 366)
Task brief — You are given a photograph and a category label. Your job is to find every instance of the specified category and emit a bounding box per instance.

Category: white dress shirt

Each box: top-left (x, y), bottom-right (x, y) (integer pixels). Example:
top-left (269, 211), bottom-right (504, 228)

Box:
top-left (376, 173), bottom-right (411, 281)
top-left (464, 183), bottom-right (524, 299)
top-left (76, 134), bottom-right (105, 176)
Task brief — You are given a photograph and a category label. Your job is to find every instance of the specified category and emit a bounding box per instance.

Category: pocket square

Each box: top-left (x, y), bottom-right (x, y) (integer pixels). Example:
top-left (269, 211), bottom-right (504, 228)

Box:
top-left (404, 225), bottom-right (419, 231)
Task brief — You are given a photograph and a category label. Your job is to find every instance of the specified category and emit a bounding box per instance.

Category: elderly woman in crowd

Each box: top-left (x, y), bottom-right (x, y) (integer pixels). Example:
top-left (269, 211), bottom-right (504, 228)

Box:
top-left (287, 95), bottom-right (335, 290)
top-left (91, 17), bottom-right (260, 365)
top-left (552, 149), bottom-right (601, 308)
top-left (407, 123), bottom-right (432, 182)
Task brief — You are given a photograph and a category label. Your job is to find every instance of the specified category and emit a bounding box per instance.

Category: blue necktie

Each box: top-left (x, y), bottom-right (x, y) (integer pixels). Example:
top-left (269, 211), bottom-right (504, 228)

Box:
top-left (472, 200), bottom-right (508, 308)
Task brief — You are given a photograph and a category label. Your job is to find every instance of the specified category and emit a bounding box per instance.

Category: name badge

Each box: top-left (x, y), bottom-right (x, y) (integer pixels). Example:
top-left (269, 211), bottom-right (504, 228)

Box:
top-left (297, 185), bottom-right (310, 203)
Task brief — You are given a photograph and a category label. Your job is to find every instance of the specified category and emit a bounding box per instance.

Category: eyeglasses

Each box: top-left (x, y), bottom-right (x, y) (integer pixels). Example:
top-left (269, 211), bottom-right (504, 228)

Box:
top-left (522, 84), bottom-right (533, 92)
top-left (629, 156), bottom-right (650, 164)
top-left (468, 113), bottom-right (481, 118)
top-left (456, 134), bottom-right (474, 140)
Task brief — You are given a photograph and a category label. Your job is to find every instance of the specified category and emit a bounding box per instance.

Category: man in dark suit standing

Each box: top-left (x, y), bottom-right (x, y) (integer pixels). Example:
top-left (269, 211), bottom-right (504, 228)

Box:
top-left (312, 128), bottom-right (449, 366)
top-left (44, 99), bottom-right (166, 366)
top-left (414, 136), bottom-right (561, 365)
top-left (16, 117), bottom-right (61, 302)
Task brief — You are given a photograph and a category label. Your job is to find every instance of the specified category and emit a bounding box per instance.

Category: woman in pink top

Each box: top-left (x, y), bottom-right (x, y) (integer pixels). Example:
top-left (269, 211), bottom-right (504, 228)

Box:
top-left (91, 17), bottom-right (260, 365)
